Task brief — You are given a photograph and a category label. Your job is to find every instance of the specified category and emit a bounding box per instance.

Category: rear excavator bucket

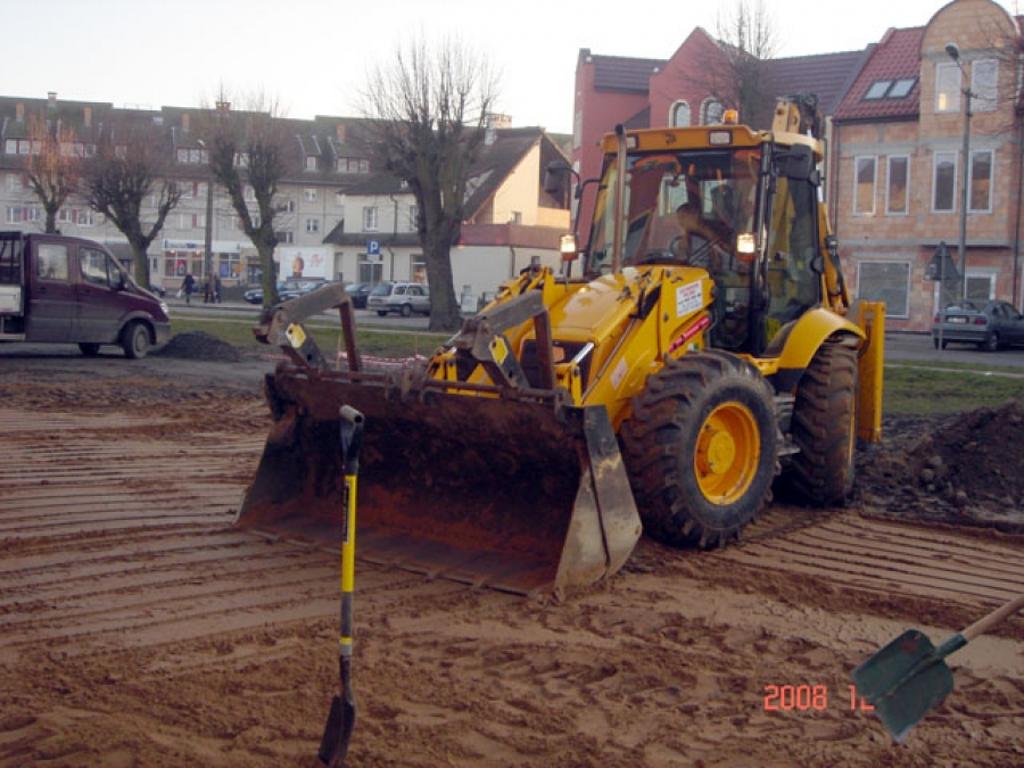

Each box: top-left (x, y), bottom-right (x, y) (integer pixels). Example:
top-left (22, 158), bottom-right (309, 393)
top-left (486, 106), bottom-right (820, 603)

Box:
top-left (235, 285), bottom-right (641, 595)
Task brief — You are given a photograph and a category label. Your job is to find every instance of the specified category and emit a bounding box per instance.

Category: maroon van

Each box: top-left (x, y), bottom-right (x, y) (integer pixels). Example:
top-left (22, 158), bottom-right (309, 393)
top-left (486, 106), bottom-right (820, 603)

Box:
top-left (0, 231), bottom-right (170, 358)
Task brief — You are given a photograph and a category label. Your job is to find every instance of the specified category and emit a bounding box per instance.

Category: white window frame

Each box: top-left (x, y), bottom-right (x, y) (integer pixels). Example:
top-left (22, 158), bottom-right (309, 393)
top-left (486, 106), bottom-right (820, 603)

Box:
top-left (700, 98), bottom-right (724, 125)
top-left (669, 100), bottom-right (691, 127)
top-left (932, 151), bottom-right (958, 213)
top-left (362, 206), bottom-right (378, 232)
top-left (965, 269), bottom-right (997, 301)
top-left (968, 148), bottom-right (994, 213)
top-left (853, 156), bottom-right (877, 216)
top-left (971, 59), bottom-right (998, 113)
top-left (407, 204), bottom-right (418, 231)
top-left (304, 188), bottom-right (318, 202)
top-left (335, 191), bottom-right (345, 207)
top-left (305, 218), bottom-right (320, 234)
top-left (885, 155), bottom-right (910, 216)
top-left (935, 62), bottom-right (961, 113)
top-left (305, 156), bottom-right (317, 171)
top-left (856, 259), bottom-right (912, 319)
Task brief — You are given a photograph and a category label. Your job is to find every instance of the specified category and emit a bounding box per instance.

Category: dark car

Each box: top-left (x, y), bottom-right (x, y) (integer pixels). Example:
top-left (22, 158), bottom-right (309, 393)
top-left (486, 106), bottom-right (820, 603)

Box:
top-left (344, 282), bottom-right (372, 309)
top-left (278, 278), bottom-right (327, 302)
top-left (932, 300), bottom-right (1024, 351)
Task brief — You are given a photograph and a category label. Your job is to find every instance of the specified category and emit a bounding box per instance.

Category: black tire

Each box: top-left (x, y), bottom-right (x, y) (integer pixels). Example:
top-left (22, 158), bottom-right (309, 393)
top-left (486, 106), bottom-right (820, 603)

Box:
top-left (78, 342), bottom-right (101, 357)
top-left (400, 303), bottom-right (412, 317)
top-left (621, 351), bottom-right (779, 548)
top-left (376, 310), bottom-right (388, 317)
top-left (122, 323), bottom-right (150, 360)
top-left (788, 339), bottom-right (858, 505)
top-left (942, 340), bottom-right (949, 349)
top-left (983, 332), bottom-right (999, 352)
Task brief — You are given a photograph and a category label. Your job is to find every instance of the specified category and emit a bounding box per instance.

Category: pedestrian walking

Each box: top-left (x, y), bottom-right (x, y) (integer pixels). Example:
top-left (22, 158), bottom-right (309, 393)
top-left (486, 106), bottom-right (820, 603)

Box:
top-left (214, 274), bottom-right (222, 303)
top-left (181, 272), bottom-right (196, 305)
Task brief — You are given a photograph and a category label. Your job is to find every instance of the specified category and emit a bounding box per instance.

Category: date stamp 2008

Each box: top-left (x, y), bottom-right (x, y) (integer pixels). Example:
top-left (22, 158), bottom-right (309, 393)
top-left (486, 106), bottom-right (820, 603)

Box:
top-left (763, 684), bottom-right (875, 713)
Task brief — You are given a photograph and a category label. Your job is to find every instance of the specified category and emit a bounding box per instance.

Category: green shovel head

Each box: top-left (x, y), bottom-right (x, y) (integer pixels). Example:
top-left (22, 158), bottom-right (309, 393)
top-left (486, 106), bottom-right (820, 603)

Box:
top-left (852, 629), bottom-right (956, 743)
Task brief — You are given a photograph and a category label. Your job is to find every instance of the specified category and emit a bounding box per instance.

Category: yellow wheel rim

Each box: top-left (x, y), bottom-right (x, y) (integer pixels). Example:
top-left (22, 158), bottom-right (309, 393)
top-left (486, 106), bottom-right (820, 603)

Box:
top-left (694, 402), bottom-right (760, 505)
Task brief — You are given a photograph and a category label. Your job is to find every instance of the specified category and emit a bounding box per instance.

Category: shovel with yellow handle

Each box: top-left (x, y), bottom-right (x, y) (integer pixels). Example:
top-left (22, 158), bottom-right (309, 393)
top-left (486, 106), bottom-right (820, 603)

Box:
top-left (317, 405), bottom-right (364, 767)
top-left (852, 593), bottom-right (1024, 742)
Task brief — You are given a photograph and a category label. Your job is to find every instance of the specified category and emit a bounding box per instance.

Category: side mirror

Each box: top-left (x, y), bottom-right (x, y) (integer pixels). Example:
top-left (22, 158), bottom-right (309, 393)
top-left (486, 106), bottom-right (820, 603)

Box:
top-left (776, 144), bottom-right (814, 182)
top-left (544, 161), bottom-right (568, 195)
top-left (117, 271), bottom-right (128, 290)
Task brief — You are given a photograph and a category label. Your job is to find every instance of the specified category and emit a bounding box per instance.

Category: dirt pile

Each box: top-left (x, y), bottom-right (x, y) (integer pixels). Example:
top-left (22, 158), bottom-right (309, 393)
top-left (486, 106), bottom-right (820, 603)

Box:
top-left (154, 331), bottom-right (241, 362)
top-left (860, 399), bottom-right (1024, 532)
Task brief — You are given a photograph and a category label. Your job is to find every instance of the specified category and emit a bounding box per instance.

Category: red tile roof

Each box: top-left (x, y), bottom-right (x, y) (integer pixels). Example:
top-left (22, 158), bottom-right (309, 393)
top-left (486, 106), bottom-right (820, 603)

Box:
top-left (584, 51), bottom-right (666, 93)
top-left (834, 27), bottom-right (925, 121)
top-left (765, 50), bottom-right (871, 114)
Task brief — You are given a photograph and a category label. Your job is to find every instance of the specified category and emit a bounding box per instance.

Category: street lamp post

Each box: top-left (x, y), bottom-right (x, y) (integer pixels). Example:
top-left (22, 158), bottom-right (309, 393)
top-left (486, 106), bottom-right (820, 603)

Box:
top-left (196, 139), bottom-right (215, 299)
top-left (946, 42), bottom-right (973, 301)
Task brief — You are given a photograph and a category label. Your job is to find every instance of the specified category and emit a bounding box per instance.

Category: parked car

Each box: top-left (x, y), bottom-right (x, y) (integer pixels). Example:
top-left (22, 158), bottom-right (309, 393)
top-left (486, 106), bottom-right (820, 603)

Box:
top-left (932, 300), bottom-right (1024, 351)
top-left (367, 281), bottom-right (430, 316)
top-left (0, 231), bottom-right (170, 358)
top-left (244, 278), bottom-right (325, 305)
top-left (344, 282), bottom-right (372, 309)
top-left (278, 278), bottom-right (327, 301)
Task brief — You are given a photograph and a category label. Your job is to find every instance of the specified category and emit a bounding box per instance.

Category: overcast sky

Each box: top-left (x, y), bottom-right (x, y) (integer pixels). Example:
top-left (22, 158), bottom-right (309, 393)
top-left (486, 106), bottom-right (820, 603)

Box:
top-left (7, 0), bottom-right (1020, 134)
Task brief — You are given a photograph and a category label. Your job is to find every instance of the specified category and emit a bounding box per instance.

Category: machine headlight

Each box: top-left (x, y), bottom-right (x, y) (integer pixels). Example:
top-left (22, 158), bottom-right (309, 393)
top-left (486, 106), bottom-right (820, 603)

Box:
top-left (736, 233), bottom-right (756, 254)
top-left (160, 301), bottom-right (169, 315)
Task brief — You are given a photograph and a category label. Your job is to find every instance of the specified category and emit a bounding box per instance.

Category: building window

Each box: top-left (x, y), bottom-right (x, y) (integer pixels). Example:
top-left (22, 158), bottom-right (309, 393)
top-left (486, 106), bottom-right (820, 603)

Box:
top-left (888, 78), bottom-right (916, 98)
top-left (77, 209), bottom-right (95, 227)
top-left (932, 151), bottom-right (957, 212)
top-left (281, 199), bottom-right (296, 214)
top-left (886, 156), bottom-right (909, 215)
top-left (362, 206), bottom-right (378, 231)
top-left (858, 261), bottom-right (910, 318)
top-left (407, 204), bottom-right (418, 231)
top-left (410, 254), bottom-right (426, 283)
top-left (968, 149), bottom-right (993, 212)
top-left (335, 191), bottom-right (345, 207)
top-left (966, 271), bottom-right (996, 301)
top-left (6, 206), bottom-right (39, 224)
top-left (864, 81), bottom-right (891, 100)
top-left (935, 62), bottom-right (960, 113)
top-left (276, 230), bottom-right (294, 244)
top-left (971, 59), bottom-right (998, 113)
top-left (358, 260), bottom-right (383, 284)
top-left (359, 159), bottom-right (369, 174)
top-left (304, 188), bottom-right (318, 202)
top-left (305, 218), bottom-right (320, 233)
top-left (700, 98), bottom-right (724, 125)
top-left (4, 139), bottom-right (16, 155)
top-left (305, 156), bottom-right (317, 171)
top-left (669, 100), bottom-right (691, 127)
top-left (853, 156), bottom-right (876, 215)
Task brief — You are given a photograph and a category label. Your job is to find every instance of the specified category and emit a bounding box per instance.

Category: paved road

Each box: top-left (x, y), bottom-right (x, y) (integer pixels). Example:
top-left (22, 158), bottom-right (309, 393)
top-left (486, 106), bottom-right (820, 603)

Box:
top-left (885, 332), bottom-right (1024, 368)
top-left (167, 297), bottom-right (433, 331)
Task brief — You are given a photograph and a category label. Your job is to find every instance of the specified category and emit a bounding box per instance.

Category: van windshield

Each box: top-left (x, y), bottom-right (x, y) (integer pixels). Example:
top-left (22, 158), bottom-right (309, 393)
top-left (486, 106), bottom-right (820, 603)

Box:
top-left (370, 283), bottom-right (393, 296)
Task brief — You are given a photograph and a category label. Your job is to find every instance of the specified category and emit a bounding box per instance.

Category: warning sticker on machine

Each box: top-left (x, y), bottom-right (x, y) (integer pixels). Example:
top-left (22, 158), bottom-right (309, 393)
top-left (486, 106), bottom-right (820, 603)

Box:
top-left (676, 281), bottom-right (703, 317)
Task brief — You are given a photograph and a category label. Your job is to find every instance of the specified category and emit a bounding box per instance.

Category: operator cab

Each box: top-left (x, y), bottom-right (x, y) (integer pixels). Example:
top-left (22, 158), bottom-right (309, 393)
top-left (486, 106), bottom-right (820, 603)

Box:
top-left (583, 139), bottom-right (823, 356)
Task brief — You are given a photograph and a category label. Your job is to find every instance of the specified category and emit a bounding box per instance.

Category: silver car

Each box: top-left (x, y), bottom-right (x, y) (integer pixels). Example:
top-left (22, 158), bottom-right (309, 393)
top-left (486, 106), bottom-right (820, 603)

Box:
top-left (367, 281), bottom-right (430, 317)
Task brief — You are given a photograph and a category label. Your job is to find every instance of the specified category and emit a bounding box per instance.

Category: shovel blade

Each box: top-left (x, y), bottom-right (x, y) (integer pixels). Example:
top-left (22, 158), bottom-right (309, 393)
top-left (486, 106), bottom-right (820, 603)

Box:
top-left (852, 629), bottom-right (955, 742)
top-left (318, 694), bottom-right (355, 767)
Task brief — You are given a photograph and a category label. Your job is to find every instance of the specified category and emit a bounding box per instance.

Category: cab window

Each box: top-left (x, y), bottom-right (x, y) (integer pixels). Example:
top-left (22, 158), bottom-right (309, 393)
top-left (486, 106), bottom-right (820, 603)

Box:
top-left (36, 244), bottom-right (70, 281)
top-left (81, 248), bottom-right (111, 287)
top-left (764, 175), bottom-right (821, 342)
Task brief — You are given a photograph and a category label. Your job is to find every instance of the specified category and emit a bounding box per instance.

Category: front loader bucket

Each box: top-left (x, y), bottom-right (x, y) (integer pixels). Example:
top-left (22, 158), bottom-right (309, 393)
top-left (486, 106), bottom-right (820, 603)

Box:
top-left (237, 368), bottom-right (642, 595)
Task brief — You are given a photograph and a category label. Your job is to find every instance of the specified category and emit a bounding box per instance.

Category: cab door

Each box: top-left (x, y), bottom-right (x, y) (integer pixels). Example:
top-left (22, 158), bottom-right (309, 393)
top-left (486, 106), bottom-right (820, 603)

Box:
top-left (75, 246), bottom-right (123, 343)
top-left (26, 239), bottom-right (76, 342)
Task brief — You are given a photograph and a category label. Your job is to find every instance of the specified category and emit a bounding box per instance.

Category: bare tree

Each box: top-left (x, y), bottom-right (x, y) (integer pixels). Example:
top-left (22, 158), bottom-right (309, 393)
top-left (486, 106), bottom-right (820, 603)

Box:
top-left (203, 96), bottom-right (288, 308)
top-left (82, 121), bottom-right (181, 286)
top-left (678, 0), bottom-right (779, 128)
top-left (24, 115), bottom-right (80, 234)
top-left (365, 38), bottom-right (497, 331)
top-left (716, 0), bottom-right (778, 127)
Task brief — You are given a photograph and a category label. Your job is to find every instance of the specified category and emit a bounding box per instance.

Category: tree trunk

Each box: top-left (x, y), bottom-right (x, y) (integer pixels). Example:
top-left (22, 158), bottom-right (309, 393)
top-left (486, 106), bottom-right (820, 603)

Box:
top-left (129, 241), bottom-right (150, 287)
top-left (259, 241), bottom-right (279, 308)
top-left (44, 207), bottom-right (58, 234)
top-left (425, 237), bottom-right (461, 331)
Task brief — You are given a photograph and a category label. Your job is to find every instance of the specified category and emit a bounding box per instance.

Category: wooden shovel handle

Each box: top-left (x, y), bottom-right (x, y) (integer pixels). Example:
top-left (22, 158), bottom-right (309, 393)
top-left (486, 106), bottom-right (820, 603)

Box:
top-left (962, 593), bottom-right (1024, 641)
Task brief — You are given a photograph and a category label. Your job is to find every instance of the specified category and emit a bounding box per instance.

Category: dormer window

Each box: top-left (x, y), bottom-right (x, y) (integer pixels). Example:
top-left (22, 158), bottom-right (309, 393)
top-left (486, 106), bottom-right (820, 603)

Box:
top-left (863, 78), bottom-right (916, 100)
top-left (305, 156), bottom-right (317, 172)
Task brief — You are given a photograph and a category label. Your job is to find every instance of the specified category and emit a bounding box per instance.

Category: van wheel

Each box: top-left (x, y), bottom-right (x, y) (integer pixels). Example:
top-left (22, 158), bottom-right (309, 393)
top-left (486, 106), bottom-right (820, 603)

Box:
top-left (79, 343), bottom-right (101, 356)
top-left (122, 323), bottom-right (150, 359)
top-left (400, 303), bottom-right (413, 317)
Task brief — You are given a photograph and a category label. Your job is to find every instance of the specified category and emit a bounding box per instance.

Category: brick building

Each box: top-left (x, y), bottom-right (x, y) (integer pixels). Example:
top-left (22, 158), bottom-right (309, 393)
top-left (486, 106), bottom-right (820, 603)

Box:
top-left (832, 0), bottom-right (1023, 331)
top-left (572, 30), bottom-right (868, 236)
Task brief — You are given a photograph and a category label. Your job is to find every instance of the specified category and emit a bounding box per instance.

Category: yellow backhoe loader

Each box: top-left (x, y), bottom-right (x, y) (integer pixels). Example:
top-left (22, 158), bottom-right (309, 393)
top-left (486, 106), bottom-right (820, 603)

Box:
top-left (237, 95), bottom-right (884, 597)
